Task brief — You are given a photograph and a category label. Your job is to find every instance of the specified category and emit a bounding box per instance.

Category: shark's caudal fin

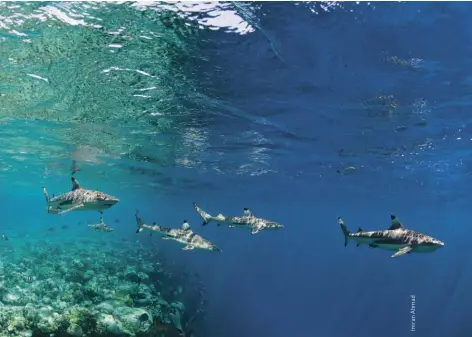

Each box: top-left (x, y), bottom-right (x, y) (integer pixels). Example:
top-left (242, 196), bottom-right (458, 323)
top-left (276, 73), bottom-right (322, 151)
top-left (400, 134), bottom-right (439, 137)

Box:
top-left (135, 211), bottom-right (144, 233)
top-left (338, 217), bottom-right (351, 247)
top-left (42, 187), bottom-right (50, 203)
top-left (193, 202), bottom-right (213, 226)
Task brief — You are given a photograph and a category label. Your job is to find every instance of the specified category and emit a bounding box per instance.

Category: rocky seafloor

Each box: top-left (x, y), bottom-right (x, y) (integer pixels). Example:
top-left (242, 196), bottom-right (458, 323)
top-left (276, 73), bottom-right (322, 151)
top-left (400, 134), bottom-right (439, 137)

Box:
top-left (0, 236), bottom-right (206, 337)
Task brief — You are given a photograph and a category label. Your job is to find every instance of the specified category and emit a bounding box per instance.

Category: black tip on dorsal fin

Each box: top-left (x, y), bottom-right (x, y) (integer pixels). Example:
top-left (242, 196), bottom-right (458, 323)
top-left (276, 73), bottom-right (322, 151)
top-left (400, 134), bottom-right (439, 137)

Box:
top-left (389, 214), bottom-right (403, 230)
top-left (182, 220), bottom-right (191, 230)
top-left (357, 227), bottom-right (363, 233)
top-left (244, 208), bottom-right (248, 211)
top-left (71, 177), bottom-right (81, 191)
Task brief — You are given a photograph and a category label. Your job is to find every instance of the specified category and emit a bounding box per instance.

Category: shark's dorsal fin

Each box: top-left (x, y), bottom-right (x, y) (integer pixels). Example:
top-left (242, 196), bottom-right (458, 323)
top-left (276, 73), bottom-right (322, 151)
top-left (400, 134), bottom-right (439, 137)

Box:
top-left (357, 227), bottom-right (363, 233)
top-left (71, 177), bottom-right (81, 191)
top-left (181, 220), bottom-right (191, 231)
top-left (243, 208), bottom-right (253, 217)
top-left (388, 215), bottom-right (404, 230)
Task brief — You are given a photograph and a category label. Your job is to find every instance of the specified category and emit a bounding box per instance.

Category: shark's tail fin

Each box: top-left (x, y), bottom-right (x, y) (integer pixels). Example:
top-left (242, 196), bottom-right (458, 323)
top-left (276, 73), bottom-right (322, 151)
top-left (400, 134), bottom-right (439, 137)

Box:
top-left (193, 202), bottom-right (213, 226)
top-left (42, 187), bottom-right (50, 203)
top-left (338, 217), bottom-right (350, 247)
top-left (135, 210), bottom-right (144, 233)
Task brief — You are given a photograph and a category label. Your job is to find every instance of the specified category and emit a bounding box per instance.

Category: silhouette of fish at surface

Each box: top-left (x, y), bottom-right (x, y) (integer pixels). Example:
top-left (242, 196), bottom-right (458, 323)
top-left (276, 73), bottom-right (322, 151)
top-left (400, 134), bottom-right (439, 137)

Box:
top-left (71, 160), bottom-right (80, 175)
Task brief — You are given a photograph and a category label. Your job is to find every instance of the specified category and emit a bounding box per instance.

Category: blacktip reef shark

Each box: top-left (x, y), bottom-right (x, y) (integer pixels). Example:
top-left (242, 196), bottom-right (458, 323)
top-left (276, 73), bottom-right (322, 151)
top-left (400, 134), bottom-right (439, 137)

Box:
top-left (42, 177), bottom-right (119, 215)
top-left (88, 215), bottom-right (114, 232)
top-left (135, 212), bottom-right (221, 252)
top-left (193, 202), bottom-right (283, 235)
top-left (338, 214), bottom-right (444, 258)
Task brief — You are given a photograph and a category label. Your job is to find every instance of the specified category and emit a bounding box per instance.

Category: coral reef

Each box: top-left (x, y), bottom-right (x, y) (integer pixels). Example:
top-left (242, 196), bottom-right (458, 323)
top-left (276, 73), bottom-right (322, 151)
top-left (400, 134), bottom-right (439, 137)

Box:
top-left (0, 238), bottom-right (205, 337)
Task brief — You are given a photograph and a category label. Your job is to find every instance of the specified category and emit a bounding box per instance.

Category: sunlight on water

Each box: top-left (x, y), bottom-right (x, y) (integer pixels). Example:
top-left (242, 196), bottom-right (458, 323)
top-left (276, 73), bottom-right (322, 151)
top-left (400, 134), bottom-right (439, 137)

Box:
top-left (2, 2), bottom-right (472, 337)
top-left (0, 2), bottom-right (215, 188)
top-left (0, 1), bottom-right (362, 191)
top-left (1, 1), bottom-right (310, 190)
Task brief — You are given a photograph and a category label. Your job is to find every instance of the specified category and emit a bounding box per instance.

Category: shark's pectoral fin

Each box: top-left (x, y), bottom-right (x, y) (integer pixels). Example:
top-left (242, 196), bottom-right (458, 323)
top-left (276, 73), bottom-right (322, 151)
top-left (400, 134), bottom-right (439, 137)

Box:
top-left (182, 245), bottom-right (195, 250)
top-left (57, 203), bottom-right (84, 215)
top-left (392, 246), bottom-right (412, 258)
top-left (369, 244), bottom-right (378, 248)
top-left (251, 227), bottom-right (262, 235)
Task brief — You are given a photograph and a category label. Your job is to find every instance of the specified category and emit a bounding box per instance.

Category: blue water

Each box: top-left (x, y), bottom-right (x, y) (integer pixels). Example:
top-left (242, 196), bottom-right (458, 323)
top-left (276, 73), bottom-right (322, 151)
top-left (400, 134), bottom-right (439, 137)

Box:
top-left (1, 1), bottom-right (471, 337)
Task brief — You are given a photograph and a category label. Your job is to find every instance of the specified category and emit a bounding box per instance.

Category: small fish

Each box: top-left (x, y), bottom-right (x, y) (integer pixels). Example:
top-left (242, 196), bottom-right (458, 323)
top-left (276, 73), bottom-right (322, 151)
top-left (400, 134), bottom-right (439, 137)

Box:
top-left (152, 322), bottom-right (188, 337)
top-left (24, 276), bottom-right (33, 283)
top-left (88, 215), bottom-right (115, 232)
top-left (2, 234), bottom-right (8, 241)
top-left (47, 226), bottom-right (55, 232)
top-left (61, 225), bottom-right (70, 230)
top-left (114, 218), bottom-right (120, 223)
top-left (336, 165), bottom-right (357, 175)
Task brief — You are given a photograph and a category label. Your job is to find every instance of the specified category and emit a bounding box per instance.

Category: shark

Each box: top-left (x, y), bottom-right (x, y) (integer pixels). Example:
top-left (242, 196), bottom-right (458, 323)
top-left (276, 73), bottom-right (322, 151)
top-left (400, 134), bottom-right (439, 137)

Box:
top-left (88, 215), bottom-right (114, 232)
top-left (42, 177), bottom-right (119, 215)
top-left (338, 214), bottom-right (444, 258)
top-left (193, 202), bottom-right (283, 235)
top-left (135, 212), bottom-right (221, 252)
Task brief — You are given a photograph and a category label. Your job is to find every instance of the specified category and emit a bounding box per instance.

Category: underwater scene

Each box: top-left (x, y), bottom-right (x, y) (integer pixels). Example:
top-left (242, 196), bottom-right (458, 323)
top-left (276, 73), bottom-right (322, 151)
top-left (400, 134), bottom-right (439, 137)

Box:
top-left (0, 1), bottom-right (471, 337)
